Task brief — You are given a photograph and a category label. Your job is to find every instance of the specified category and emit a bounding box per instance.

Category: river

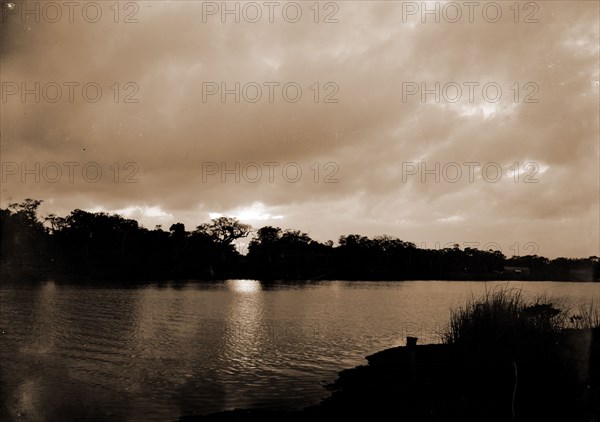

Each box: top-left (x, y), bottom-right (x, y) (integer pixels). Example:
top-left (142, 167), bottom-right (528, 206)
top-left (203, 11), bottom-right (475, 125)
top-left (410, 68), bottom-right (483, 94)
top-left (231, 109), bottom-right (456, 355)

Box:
top-left (1, 280), bottom-right (597, 421)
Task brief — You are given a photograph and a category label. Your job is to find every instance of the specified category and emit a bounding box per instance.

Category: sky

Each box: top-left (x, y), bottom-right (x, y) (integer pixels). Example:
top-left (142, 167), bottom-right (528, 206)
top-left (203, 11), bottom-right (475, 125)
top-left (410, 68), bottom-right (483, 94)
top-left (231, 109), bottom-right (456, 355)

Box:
top-left (1, 0), bottom-right (598, 258)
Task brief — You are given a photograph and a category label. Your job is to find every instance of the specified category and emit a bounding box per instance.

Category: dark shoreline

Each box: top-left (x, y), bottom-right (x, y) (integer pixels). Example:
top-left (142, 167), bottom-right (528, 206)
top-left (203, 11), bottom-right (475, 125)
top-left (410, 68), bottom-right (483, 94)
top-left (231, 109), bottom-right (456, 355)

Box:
top-left (1, 270), bottom-right (599, 285)
top-left (3, 201), bottom-right (599, 286)
top-left (179, 329), bottom-right (599, 422)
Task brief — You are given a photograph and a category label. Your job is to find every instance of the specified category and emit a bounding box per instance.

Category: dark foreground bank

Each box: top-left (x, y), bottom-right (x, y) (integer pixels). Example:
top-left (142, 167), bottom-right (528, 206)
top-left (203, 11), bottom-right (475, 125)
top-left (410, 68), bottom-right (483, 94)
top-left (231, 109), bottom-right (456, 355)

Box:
top-left (179, 329), bottom-right (599, 422)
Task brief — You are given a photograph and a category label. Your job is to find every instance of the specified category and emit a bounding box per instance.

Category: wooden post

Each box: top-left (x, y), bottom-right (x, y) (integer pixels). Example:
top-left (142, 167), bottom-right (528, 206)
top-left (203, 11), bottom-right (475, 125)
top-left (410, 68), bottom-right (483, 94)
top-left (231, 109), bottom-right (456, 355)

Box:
top-left (407, 336), bottom-right (418, 348)
top-left (407, 336), bottom-right (417, 382)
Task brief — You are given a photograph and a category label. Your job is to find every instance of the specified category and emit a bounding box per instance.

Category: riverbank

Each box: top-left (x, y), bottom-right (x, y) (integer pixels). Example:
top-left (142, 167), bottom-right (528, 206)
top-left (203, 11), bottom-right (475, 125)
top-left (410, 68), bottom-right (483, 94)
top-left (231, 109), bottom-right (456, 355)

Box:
top-left (2, 269), bottom-right (599, 284)
top-left (180, 328), bottom-right (598, 422)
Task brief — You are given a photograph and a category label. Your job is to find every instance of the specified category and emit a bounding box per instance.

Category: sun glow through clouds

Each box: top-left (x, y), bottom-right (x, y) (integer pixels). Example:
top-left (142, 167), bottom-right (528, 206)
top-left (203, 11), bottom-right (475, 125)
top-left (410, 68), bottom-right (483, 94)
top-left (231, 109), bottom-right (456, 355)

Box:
top-left (209, 202), bottom-right (284, 222)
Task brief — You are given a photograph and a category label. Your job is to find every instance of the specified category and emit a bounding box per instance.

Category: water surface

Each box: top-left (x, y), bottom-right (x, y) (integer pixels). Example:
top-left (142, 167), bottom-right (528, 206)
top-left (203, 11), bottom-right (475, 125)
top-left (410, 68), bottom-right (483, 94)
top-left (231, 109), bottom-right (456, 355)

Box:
top-left (1, 280), bottom-right (597, 421)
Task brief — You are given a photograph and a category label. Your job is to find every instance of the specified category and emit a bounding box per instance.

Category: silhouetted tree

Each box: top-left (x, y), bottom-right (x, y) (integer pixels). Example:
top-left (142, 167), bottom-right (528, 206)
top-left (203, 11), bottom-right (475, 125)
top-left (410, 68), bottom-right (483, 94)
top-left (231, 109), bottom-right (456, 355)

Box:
top-left (1, 200), bottom-right (597, 282)
top-left (196, 217), bottom-right (251, 245)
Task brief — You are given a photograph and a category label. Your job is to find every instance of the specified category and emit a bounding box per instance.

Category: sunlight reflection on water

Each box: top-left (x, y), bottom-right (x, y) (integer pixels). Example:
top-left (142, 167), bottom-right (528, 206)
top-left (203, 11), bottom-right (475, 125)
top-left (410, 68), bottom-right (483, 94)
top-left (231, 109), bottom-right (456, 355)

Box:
top-left (0, 280), bottom-right (597, 421)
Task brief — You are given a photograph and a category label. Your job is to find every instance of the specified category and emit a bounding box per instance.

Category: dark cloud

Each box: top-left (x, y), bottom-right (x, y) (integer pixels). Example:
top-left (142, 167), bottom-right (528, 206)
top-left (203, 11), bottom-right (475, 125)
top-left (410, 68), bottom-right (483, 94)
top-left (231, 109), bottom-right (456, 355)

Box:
top-left (1, 0), bottom-right (598, 258)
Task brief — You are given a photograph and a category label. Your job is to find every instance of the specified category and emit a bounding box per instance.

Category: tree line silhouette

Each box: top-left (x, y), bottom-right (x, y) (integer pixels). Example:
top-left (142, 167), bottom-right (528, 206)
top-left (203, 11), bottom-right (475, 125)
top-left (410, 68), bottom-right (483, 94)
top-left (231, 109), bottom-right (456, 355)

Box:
top-left (1, 199), bottom-right (598, 282)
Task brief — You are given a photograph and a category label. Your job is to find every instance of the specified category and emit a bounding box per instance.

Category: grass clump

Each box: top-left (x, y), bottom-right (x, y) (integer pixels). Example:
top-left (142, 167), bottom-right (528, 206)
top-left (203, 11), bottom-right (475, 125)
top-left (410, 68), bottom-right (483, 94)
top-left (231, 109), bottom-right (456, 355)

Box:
top-left (441, 287), bottom-right (576, 346)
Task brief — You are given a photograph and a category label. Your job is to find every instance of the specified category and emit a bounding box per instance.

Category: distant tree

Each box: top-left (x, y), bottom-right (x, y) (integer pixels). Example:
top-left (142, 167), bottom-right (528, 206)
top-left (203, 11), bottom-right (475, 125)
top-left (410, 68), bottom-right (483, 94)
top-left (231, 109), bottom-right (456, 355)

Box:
top-left (251, 226), bottom-right (282, 246)
top-left (169, 223), bottom-right (186, 237)
top-left (338, 234), bottom-right (369, 247)
top-left (8, 198), bottom-right (44, 230)
top-left (44, 213), bottom-right (67, 233)
top-left (196, 217), bottom-right (251, 245)
top-left (280, 229), bottom-right (312, 245)
top-left (2, 199), bottom-right (47, 272)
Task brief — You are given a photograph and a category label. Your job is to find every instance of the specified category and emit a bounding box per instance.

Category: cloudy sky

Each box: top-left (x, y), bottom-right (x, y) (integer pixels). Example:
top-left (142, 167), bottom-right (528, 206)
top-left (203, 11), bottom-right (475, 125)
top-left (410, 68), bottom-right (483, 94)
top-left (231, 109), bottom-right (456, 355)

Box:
top-left (1, 0), bottom-right (598, 258)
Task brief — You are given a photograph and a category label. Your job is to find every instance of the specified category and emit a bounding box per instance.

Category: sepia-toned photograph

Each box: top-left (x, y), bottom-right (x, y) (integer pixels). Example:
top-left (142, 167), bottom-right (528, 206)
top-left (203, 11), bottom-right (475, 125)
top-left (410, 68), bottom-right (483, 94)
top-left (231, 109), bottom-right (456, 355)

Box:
top-left (1, 1), bottom-right (599, 421)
